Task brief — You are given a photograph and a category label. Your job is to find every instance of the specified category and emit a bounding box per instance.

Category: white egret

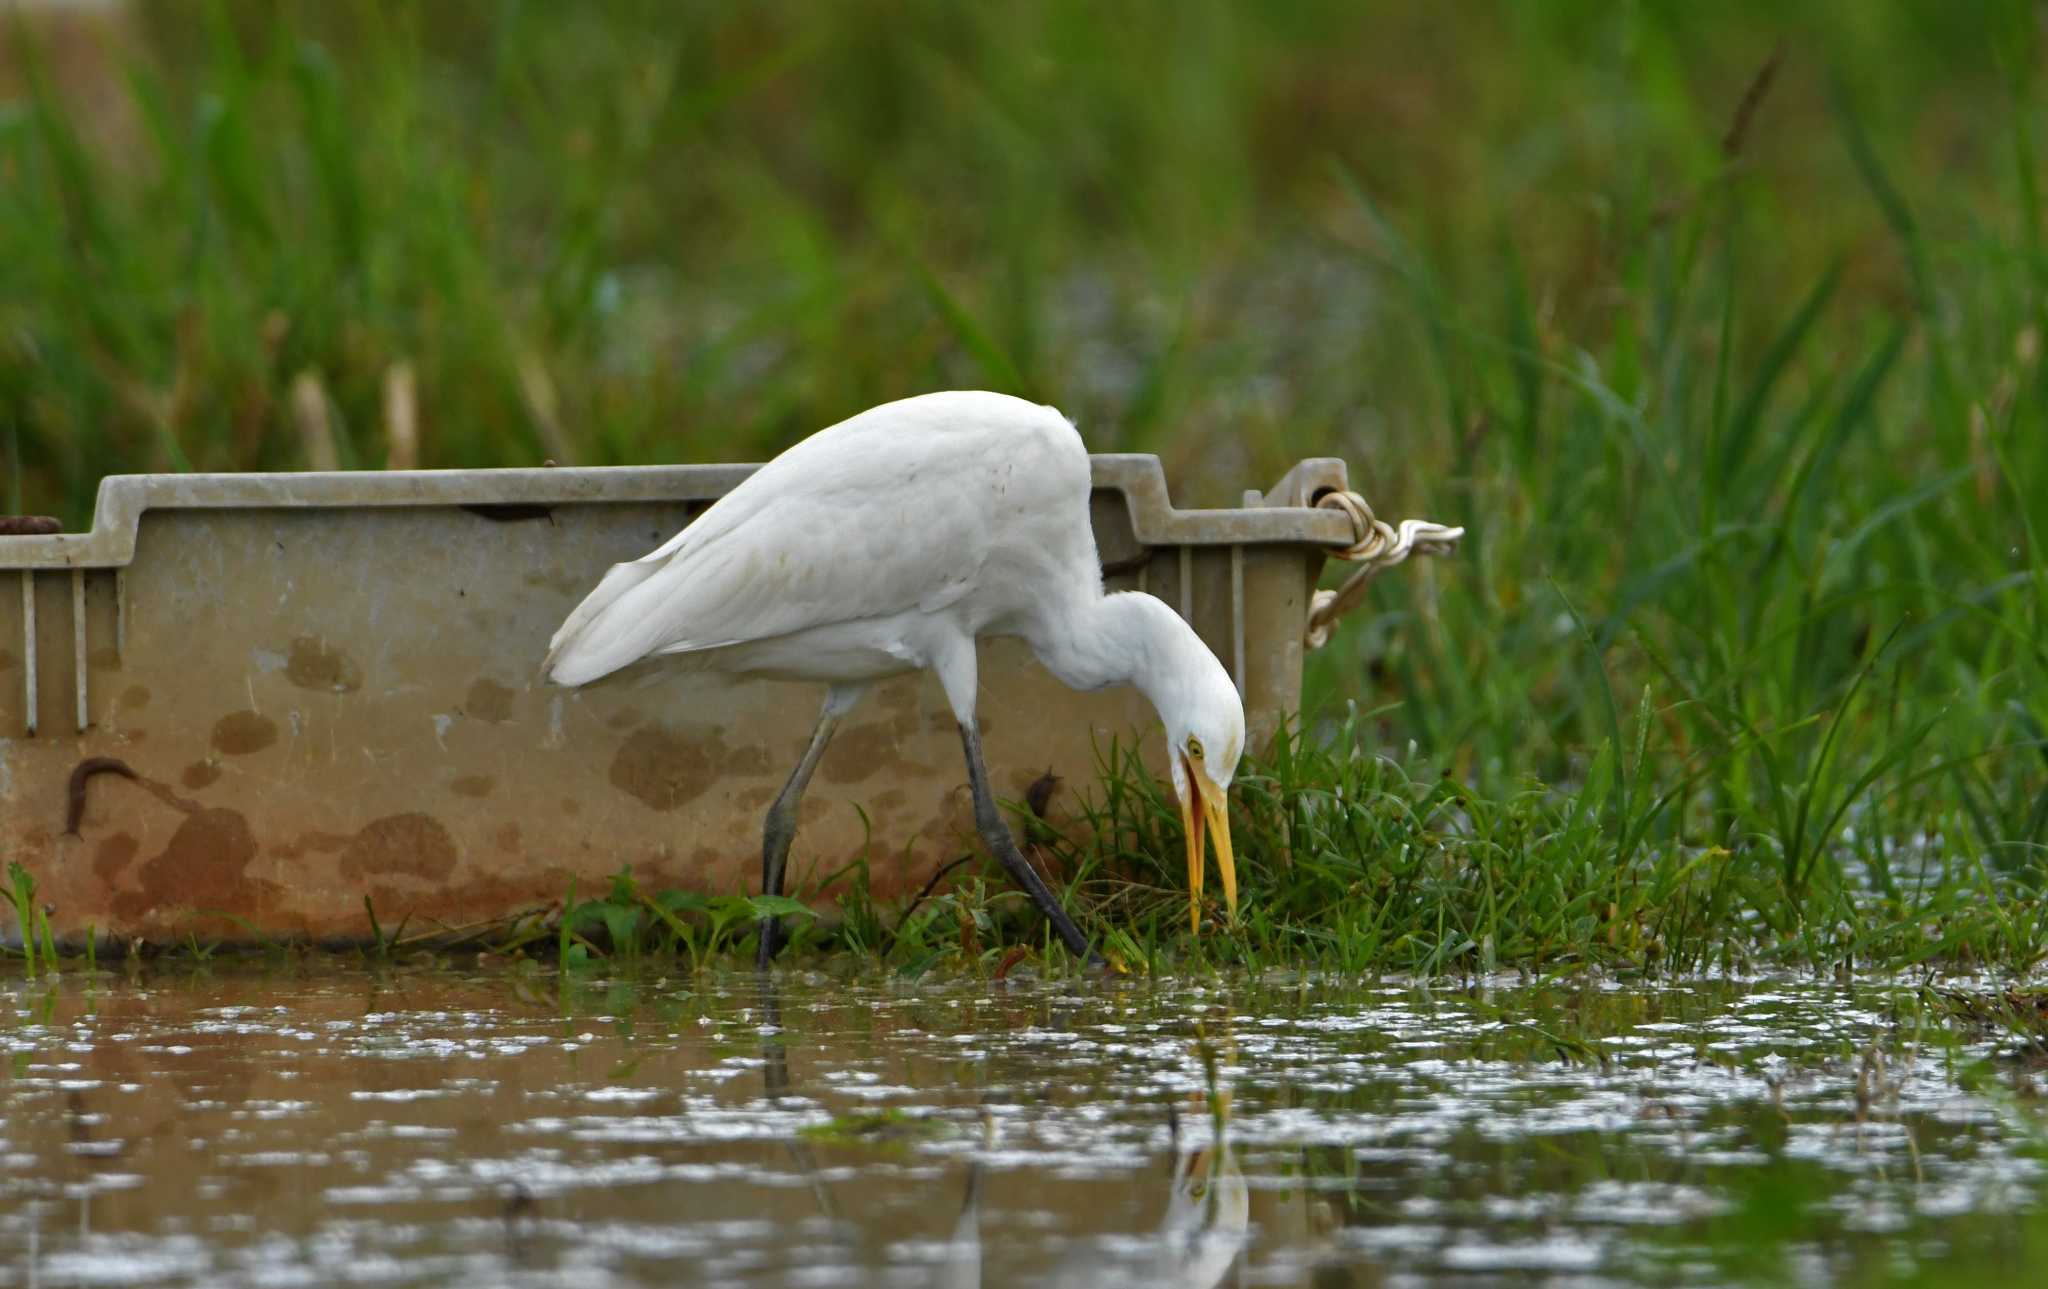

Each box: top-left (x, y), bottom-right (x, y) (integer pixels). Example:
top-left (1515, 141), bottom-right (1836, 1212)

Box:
top-left (544, 390), bottom-right (1243, 967)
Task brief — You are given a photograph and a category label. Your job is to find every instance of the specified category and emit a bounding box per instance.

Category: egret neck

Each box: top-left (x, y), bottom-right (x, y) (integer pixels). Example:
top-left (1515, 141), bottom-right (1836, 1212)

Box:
top-left (1027, 590), bottom-right (1244, 930)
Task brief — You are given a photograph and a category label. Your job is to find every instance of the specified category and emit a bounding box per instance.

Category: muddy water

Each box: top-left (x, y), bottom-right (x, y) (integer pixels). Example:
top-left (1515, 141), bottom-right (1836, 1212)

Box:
top-left (0, 966), bottom-right (2040, 1286)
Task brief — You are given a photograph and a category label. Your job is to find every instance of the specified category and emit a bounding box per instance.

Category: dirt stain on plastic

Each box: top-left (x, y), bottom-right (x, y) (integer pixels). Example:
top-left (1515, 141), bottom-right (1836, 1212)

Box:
top-left (270, 830), bottom-right (352, 861)
top-left (181, 761), bottom-right (222, 790)
top-left (363, 866), bottom-right (572, 926)
top-left (610, 727), bottom-right (769, 812)
top-left (65, 757), bottom-right (139, 834)
top-left (464, 678), bottom-right (515, 723)
top-left (93, 832), bottom-right (138, 882)
top-left (120, 684), bottom-right (151, 710)
top-left (286, 637), bottom-right (363, 693)
top-left (211, 711), bottom-right (278, 755)
top-left (450, 774), bottom-right (496, 798)
top-left (112, 807), bottom-right (269, 923)
top-left (340, 813), bottom-right (459, 882)
top-left (822, 713), bottom-right (921, 785)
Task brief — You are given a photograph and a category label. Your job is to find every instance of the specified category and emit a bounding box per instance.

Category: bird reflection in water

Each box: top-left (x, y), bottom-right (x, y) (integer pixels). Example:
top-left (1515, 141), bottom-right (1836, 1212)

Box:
top-left (757, 974), bottom-right (840, 1224)
top-left (755, 975), bottom-right (1247, 1288)
top-left (1035, 1041), bottom-right (1249, 1289)
top-left (1151, 1086), bottom-right (1251, 1289)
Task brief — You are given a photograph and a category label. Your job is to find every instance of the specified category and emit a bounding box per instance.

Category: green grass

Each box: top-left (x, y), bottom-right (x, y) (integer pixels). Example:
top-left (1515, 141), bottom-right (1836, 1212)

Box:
top-left (3, 1), bottom-right (2047, 974)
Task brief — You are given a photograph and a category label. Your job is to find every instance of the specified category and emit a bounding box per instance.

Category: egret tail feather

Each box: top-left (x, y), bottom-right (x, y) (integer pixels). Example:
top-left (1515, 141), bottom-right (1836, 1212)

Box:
top-left (544, 558), bottom-right (666, 685)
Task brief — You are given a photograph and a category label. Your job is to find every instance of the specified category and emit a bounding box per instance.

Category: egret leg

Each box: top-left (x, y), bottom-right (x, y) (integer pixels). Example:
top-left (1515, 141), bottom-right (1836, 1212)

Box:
top-left (757, 685), bottom-right (861, 968)
top-left (957, 721), bottom-right (1103, 967)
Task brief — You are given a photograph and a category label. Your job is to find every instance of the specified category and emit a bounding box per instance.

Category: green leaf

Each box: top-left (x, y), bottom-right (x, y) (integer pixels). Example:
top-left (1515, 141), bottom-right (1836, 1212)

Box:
top-left (744, 894), bottom-right (816, 920)
top-left (600, 903), bottom-right (641, 951)
top-left (1718, 258), bottom-right (1842, 490)
top-left (655, 890), bottom-right (709, 913)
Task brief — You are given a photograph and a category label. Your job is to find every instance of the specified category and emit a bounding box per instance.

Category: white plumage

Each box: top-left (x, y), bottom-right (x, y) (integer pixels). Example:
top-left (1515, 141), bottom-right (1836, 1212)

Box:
top-left (545, 391), bottom-right (1243, 964)
top-left (550, 392), bottom-right (1090, 689)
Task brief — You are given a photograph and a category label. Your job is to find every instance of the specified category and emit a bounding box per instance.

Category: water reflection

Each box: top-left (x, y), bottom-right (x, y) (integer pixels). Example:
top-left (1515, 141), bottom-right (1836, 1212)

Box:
top-left (756, 973), bottom-right (1249, 1289)
top-left (940, 1140), bottom-right (985, 1289)
top-left (0, 966), bottom-right (2040, 1285)
top-left (1156, 1089), bottom-right (1250, 1288)
top-left (950, 1087), bottom-right (1248, 1289)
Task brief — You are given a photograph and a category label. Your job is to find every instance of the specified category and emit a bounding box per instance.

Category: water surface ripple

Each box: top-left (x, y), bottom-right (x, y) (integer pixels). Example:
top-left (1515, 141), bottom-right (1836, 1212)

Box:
top-left (0, 967), bottom-right (2038, 1285)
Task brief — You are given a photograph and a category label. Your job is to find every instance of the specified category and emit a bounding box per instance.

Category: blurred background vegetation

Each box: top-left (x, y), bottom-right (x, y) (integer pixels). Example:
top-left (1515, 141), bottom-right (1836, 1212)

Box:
top-left (3, 1), bottom-right (2046, 927)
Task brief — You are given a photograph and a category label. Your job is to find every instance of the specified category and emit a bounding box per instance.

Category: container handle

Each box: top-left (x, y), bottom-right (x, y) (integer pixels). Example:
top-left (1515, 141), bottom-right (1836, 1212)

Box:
top-left (1304, 491), bottom-right (1463, 649)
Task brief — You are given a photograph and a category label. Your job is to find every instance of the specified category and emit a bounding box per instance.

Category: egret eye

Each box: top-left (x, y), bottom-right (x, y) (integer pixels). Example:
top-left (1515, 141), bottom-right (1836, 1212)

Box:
top-left (1187, 737), bottom-right (1204, 759)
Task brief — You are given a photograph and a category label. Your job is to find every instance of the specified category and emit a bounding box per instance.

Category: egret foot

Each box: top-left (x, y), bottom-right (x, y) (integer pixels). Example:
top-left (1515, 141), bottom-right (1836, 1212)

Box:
top-left (957, 722), bottom-right (1103, 969)
top-left (755, 686), bottom-right (859, 970)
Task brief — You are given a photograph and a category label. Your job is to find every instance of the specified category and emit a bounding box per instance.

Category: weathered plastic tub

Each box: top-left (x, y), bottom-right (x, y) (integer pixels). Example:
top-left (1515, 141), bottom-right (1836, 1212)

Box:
top-left (0, 458), bottom-right (1357, 945)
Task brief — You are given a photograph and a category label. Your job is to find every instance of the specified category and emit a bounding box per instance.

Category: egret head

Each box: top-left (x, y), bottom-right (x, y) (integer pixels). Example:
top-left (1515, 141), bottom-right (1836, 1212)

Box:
top-left (1158, 651), bottom-right (1244, 934)
top-left (1055, 592), bottom-right (1248, 934)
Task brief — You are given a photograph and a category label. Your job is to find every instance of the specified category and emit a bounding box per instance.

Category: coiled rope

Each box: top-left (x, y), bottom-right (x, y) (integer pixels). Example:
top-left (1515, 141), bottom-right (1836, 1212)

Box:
top-left (1304, 491), bottom-right (1464, 649)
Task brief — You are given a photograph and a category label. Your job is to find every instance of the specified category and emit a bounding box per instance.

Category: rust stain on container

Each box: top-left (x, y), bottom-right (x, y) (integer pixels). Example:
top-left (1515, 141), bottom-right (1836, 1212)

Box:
top-left (65, 757), bottom-right (139, 834)
top-left (821, 716), bottom-right (917, 785)
top-left (610, 726), bottom-right (768, 812)
top-left (286, 636), bottom-right (362, 693)
top-left (121, 685), bottom-right (151, 710)
top-left (94, 833), bottom-right (139, 881)
top-left (271, 830), bottom-right (352, 860)
top-left (463, 678), bottom-right (515, 722)
top-left (181, 761), bottom-right (222, 789)
top-left (449, 774), bottom-right (496, 798)
top-left (363, 867), bottom-right (567, 928)
top-left (211, 711), bottom-right (278, 755)
top-left (339, 813), bottom-right (458, 882)
top-left (111, 807), bottom-right (267, 923)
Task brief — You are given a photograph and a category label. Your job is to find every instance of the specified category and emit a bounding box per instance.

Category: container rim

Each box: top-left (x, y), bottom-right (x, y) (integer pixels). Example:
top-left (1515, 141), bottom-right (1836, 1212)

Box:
top-left (0, 455), bottom-right (1358, 570)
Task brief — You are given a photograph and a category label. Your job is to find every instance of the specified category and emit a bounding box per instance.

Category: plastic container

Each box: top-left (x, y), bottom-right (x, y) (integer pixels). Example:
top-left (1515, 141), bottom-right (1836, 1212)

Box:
top-left (0, 457), bottom-right (1358, 944)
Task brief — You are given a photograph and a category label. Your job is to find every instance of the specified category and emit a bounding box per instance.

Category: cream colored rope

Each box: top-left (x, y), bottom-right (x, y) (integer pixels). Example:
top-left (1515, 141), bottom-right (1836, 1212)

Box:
top-left (1304, 491), bottom-right (1464, 649)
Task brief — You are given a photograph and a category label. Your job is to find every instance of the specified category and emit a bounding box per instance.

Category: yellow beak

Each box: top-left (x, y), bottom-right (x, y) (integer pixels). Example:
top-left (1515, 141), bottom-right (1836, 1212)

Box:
top-left (1178, 754), bottom-right (1236, 934)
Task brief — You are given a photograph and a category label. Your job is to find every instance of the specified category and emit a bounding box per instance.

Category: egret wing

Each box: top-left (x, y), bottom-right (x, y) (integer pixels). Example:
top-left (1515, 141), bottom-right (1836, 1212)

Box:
top-left (544, 416), bottom-right (1007, 684)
